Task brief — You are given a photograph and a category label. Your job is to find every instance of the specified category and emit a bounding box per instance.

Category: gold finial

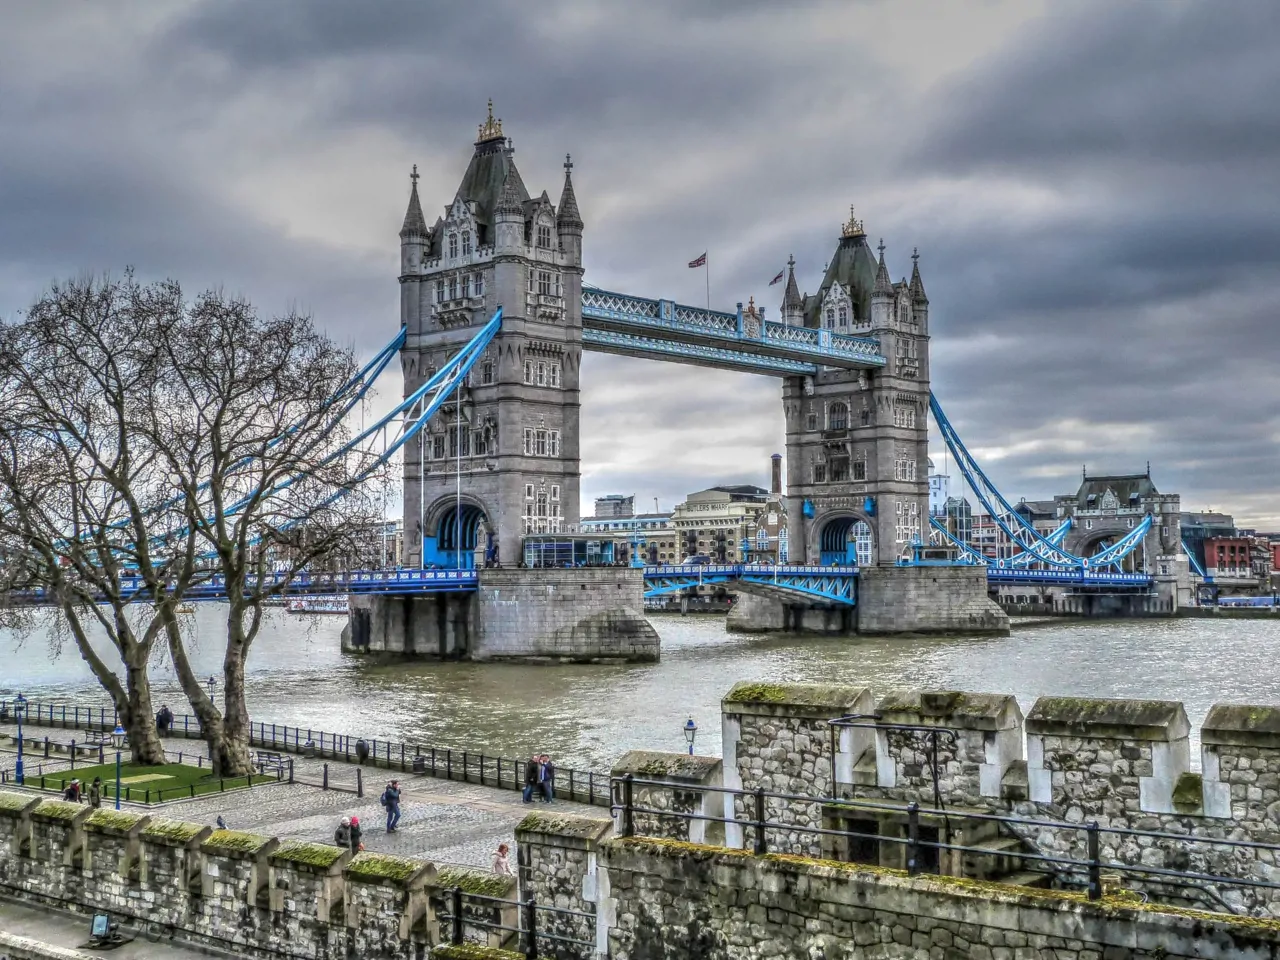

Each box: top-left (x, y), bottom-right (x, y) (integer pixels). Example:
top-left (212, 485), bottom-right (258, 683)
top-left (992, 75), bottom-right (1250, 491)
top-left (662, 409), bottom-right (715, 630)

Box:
top-left (477, 98), bottom-right (504, 143)
top-left (841, 205), bottom-right (865, 238)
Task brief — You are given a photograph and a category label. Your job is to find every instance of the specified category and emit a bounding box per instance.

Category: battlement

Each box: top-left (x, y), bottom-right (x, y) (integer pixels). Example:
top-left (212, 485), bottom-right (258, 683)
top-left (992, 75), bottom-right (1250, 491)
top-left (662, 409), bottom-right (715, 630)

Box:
top-left (0, 796), bottom-right (506, 958)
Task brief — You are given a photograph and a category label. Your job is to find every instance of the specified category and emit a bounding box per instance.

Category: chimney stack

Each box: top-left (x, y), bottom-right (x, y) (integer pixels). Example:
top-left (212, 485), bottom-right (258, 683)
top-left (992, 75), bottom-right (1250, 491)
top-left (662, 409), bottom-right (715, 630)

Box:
top-left (770, 454), bottom-right (782, 496)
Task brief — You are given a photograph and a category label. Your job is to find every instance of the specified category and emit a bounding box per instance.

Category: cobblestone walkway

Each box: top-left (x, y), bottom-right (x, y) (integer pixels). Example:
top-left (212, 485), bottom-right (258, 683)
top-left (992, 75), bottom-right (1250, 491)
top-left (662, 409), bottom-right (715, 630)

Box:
top-left (1, 721), bottom-right (607, 871)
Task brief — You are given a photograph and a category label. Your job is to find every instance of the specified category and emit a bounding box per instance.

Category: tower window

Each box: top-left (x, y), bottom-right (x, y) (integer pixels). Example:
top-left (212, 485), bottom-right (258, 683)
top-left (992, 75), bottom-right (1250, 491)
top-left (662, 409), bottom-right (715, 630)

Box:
top-left (481, 361), bottom-right (494, 384)
top-left (524, 360), bottom-right (535, 384)
top-left (475, 274), bottom-right (484, 297)
top-left (461, 231), bottom-right (472, 256)
top-left (828, 402), bottom-right (848, 431)
top-left (853, 459), bottom-right (867, 481)
top-left (536, 362), bottom-right (547, 386)
top-left (432, 436), bottom-right (445, 459)
top-left (806, 412), bottom-right (817, 432)
top-left (462, 275), bottom-right (471, 299)
top-left (449, 234), bottom-right (458, 258)
top-left (813, 462), bottom-right (827, 483)
top-left (549, 363), bottom-right (560, 387)
top-left (826, 309), bottom-right (835, 329)
top-left (537, 224), bottom-right (552, 249)
top-left (435, 279), bottom-right (445, 302)
top-left (538, 271), bottom-right (552, 296)
top-left (448, 277), bottom-right (457, 300)
top-left (838, 306), bottom-right (848, 327)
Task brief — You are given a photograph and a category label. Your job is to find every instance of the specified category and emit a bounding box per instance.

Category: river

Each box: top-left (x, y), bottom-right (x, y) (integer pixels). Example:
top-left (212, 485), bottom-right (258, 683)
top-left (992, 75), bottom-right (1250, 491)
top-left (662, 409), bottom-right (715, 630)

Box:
top-left (3, 609), bottom-right (1278, 771)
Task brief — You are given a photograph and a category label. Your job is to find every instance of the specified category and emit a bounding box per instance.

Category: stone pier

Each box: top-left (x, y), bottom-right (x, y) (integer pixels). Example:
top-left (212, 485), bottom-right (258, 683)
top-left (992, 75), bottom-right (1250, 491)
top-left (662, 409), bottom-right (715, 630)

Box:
top-left (727, 565), bottom-right (1008, 636)
top-left (343, 567), bottom-right (659, 662)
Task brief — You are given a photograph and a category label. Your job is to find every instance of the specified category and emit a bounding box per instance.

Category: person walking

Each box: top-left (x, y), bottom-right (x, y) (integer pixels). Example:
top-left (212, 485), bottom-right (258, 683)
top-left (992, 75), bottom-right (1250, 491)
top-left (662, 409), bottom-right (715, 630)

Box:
top-left (349, 816), bottom-right (365, 852)
top-left (334, 816), bottom-right (352, 851)
top-left (523, 754), bottom-right (541, 804)
top-left (540, 755), bottom-right (556, 803)
top-left (63, 779), bottom-right (82, 803)
top-left (381, 780), bottom-right (402, 833)
top-left (88, 777), bottom-right (102, 809)
top-left (492, 843), bottom-right (513, 876)
top-left (155, 705), bottom-right (174, 736)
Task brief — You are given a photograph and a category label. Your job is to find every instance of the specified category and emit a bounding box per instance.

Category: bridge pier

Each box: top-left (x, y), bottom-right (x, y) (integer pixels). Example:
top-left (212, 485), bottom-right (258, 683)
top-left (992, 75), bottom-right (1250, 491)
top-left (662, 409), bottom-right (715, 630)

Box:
top-left (726, 592), bottom-right (855, 634)
top-left (343, 568), bottom-right (659, 663)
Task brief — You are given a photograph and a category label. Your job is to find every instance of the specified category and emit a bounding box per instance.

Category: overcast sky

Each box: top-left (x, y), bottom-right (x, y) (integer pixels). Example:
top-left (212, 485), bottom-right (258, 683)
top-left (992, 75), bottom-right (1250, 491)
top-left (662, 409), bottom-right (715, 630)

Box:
top-left (3, 1), bottom-right (1278, 525)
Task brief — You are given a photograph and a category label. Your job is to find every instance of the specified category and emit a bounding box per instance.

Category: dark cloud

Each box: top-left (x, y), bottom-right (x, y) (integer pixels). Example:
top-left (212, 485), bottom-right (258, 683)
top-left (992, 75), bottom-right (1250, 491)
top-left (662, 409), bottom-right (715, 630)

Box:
top-left (1, 1), bottom-right (1278, 525)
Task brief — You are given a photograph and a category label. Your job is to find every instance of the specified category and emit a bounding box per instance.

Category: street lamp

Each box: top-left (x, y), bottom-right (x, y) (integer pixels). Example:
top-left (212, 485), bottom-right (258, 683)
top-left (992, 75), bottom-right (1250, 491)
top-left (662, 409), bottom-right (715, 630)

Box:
top-left (206, 676), bottom-right (217, 700)
top-left (683, 718), bottom-right (698, 756)
top-left (111, 724), bottom-right (127, 811)
top-left (14, 693), bottom-right (27, 785)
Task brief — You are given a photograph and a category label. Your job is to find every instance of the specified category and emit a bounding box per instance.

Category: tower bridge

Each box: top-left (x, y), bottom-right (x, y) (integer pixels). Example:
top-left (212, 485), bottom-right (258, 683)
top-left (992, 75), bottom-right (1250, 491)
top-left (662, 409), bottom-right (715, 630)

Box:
top-left (341, 104), bottom-right (1188, 657)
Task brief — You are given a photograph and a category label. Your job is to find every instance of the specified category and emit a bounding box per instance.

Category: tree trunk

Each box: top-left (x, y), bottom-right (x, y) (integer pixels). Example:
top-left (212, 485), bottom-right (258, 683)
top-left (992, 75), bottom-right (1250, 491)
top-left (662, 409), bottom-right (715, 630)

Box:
top-left (121, 651), bottom-right (166, 765)
top-left (213, 631), bottom-right (254, 777)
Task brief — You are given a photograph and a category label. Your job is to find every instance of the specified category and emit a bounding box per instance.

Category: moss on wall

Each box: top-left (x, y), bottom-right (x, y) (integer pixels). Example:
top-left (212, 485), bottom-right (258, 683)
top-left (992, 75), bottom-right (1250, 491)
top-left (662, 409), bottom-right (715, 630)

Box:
top-left (345, 852), bottom-right (423, 884)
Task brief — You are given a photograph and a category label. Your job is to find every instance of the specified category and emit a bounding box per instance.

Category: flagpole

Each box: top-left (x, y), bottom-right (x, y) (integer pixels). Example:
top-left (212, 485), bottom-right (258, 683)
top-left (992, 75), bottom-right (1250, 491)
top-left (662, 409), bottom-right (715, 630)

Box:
top-left (705, 254), bottom-right (710, 310)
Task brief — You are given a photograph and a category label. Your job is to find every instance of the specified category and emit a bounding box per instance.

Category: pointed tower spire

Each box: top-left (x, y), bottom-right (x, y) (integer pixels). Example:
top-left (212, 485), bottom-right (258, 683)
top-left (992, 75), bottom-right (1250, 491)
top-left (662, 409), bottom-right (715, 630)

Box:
top-left (556, 153), bottom-right (583, 228)
top-left (399, 164), bottom-right (427, 239)
top-left (495, 165), bottom-right (524, 218)
top-left (909, 246), bottom-right (928, 303)
top-left (780, 254), bottom-right (803, 323)
top-left (873, 238), bottom-right (893, 296)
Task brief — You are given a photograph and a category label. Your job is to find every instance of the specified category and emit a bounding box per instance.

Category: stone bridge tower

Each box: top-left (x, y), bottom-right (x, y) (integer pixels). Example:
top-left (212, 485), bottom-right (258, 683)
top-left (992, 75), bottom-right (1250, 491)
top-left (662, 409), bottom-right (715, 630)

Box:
top-left (781, 211), bottom-right (931, 568)
top-left (399, 103), bottom-right (584, 567)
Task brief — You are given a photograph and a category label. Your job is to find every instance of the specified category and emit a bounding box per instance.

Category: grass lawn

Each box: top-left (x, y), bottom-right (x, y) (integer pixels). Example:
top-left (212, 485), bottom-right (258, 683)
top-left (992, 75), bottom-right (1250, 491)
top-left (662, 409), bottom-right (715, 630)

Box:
top-left (32, 761), bottom-right (268, 804)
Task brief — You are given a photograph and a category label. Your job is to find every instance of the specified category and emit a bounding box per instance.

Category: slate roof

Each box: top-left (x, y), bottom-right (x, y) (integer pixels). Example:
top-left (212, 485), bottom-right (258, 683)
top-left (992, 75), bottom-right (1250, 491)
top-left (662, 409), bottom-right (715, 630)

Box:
top-left (805, 233), bottom-right (880, 327)
top-left (1074, 474), bottom-right (1159, 503)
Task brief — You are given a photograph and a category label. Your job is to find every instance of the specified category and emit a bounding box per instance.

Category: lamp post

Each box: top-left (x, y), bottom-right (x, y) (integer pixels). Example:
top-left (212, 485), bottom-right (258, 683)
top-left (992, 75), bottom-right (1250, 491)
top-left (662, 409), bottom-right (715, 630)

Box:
top-left (14, 693), bottom-right (27, 785)
top-left (111, 724), bottom-right (126, 811)
top-left (206, 676), bottom-right (217, 701)
top-left (683, 718), bottom-right (697, 756)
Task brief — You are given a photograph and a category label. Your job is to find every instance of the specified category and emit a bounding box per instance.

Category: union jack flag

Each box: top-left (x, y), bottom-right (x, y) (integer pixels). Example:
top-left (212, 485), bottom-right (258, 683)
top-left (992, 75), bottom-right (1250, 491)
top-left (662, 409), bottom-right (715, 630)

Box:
top-left (687, 252), bottom-right (707, 268)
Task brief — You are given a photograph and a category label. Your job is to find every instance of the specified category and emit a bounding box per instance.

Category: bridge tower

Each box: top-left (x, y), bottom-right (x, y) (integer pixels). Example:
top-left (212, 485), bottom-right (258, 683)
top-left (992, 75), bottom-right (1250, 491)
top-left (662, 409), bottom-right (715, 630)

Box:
top-left (781, 211), bottom-right (930, 567)
top-left (399, 103), bottom-right (583, 568)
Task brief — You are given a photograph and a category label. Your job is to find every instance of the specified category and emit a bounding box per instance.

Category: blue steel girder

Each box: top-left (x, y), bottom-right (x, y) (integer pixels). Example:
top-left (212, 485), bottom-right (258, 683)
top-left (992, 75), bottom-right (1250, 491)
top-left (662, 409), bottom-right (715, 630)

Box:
top-left (581, 288), bottom-right (885, 375)
top-left (986, 568), bottom-right (1152, 588)
top-left (643, 563), bottom-right (857, 605)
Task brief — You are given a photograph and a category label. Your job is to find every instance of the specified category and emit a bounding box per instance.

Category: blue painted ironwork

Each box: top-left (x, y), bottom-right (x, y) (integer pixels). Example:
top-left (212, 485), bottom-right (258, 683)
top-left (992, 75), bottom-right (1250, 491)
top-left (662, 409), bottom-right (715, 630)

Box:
top-left (1183, 539), bottom-right (1208, 580)
top-left (986, 568), bottom-right (1152, 587)
top-left (642, 563), bottom-right (857, 606)
top-left (580, 288), bottom-right (885, 373)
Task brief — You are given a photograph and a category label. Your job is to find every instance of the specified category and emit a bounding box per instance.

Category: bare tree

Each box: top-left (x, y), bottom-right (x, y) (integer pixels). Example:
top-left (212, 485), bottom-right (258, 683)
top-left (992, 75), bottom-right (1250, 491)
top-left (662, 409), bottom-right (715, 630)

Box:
top-left (0, 275), bottom-right (390, 775)
top-left (0, 275), bottom-right (192, 762)
top-left (146, 290), bottom-right (389, 775)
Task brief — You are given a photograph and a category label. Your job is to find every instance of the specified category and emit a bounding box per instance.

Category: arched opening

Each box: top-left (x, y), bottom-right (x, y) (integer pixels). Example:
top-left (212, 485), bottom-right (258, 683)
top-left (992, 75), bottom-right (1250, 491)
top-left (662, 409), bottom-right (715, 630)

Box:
top-left (1077, 532), bottom-right (1142, 573)
top-left (820, 516), bottom-right (873, 567)
top-left (424, 501), bottom-right (489, 569)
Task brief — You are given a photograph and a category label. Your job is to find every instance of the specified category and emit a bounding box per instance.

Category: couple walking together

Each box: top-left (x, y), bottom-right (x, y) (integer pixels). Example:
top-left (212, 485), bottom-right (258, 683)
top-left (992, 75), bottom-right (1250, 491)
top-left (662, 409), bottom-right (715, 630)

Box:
top-left (523, 754), bottom-right (555, 803)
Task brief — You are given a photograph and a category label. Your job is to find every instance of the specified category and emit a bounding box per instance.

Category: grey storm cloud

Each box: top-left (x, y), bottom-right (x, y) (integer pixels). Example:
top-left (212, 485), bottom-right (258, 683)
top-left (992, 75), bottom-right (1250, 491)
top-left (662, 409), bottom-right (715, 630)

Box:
top-left (1, 1), bottom-right (1278, 523)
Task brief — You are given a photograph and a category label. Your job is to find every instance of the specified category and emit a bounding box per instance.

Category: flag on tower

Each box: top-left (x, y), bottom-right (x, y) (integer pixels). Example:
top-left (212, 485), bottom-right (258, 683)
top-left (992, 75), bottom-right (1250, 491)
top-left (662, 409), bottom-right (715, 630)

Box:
top-left (687, 252), bottom-right (707, 268)
top-left (768, 268), bottom-right (785, 285)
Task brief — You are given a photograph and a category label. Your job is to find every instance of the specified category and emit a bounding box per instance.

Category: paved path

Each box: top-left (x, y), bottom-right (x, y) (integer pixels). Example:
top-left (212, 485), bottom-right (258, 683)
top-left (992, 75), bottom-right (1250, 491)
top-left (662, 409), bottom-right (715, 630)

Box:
top-left (0, 721), bottom-right (607, 870)
top-left (0, 898), bottom-right (233, 958)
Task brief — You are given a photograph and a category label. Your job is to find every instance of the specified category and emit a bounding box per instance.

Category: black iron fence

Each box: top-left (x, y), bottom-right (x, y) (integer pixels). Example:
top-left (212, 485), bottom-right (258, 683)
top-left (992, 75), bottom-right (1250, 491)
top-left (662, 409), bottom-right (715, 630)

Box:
top-left (436, 886), bottom-right (595, 959)
top-left (0, 697), bottom-right (612, 807)
top-left (611, 773), bottom-right (1280, 915)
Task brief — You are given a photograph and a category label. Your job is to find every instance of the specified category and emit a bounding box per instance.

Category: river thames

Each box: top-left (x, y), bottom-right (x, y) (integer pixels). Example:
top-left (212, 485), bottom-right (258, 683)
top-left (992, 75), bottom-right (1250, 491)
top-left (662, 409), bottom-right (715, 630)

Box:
top-left (4, 610), bottom-right (1278, 771)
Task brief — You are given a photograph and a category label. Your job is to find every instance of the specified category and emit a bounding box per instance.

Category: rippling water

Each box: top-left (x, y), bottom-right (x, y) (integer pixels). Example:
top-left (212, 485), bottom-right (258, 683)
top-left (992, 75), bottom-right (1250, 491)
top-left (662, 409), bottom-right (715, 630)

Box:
top-left (4, 608), bottom-right (1280, 770)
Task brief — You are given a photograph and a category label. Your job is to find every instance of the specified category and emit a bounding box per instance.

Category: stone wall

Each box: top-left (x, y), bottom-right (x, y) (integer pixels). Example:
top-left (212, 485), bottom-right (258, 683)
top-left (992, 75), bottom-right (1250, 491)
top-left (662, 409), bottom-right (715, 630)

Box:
top-left (725, 590), bottom-right (855, 635)
top-left (476, 568), bottom-right (658, 663)
top-left (610, 751), bottom-right (723, 846)
top-left (598, 834), bottom-right (1280, 960)
top-left (343, 568), bottom-right (659, 663)
top-left (515, 812), bottom-right (611, 960)
top-left (714, 679), bottom-right (1280, 916)
top-left (0, 795), bottom-right (484, 959)
top-left (857, 565), bottom-right (1009, 635)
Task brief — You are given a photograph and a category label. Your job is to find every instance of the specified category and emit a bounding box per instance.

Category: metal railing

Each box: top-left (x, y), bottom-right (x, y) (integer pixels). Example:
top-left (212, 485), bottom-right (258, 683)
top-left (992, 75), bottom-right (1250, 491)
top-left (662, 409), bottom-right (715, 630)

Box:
top-left (610, 774), bottom-right (1280, 913)
top-left (435, 886), bottom-right (595, 959)
top-left (0, 697), bottom-right (612, 807)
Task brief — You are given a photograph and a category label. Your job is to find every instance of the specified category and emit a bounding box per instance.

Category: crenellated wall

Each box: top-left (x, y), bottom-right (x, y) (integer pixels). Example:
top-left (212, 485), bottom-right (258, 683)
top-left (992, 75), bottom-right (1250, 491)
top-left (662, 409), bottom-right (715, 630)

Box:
top-left (717, 681), bottom-right (1280, 916)
top-left (0, 795), bottom-right (466, 959)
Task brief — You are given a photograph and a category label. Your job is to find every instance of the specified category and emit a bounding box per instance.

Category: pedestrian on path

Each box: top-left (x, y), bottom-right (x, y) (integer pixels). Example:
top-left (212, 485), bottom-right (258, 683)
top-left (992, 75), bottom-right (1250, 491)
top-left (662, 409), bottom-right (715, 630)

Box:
top-left (155, 705), bottom-right (174, 736)
top-left (540, 754), bottom-right (556, 803)
top-left (522, 753), bottom-right (540, 803)
top-left (349, 816), bottom-right (365, 852)
top-left (381, 779), bottom-right (402, 833)
top-left (334, 816), bottom-right (364, 854)
top-left (88, 777), bottom-right (102, 809)
top-left (492, 843), bottom-right (513, 876)
top-left (63, 779), bottom-right (81, 803)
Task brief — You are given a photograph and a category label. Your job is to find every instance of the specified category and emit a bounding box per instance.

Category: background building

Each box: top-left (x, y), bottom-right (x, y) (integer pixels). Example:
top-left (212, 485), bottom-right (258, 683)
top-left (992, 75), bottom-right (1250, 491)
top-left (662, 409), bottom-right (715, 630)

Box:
top-left (594, 494), bottom-right (635, 519)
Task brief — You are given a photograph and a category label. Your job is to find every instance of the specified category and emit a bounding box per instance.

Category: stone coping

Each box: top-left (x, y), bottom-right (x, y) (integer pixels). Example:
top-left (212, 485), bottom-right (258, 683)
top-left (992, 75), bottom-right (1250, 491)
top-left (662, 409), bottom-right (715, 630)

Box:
top-left (1025, 696), bottom-right (1189, 742)
top-left (875, 689), bottom-right (1022, 730)
top-left (436, 865), bottom-right (517, 899)
top-left (515, 811), bottom-right (612, 851)
top-left (612, 750), bottom-right (721, 783)
top-left (433, 946), bottom-right (524, 960)
top-left (0, 792), bottom-right (42, 817)
top-left (84, 809), bottom-right (149, 838)
top-left (722, 681), bottom-right (870, 719)
top-left (271, 840), bottom-right (349, 874)
top-left (1201, 703), bottom-right (1280, 748)
top-left (344, 851), bottom-right (436, 888)
top-left (31, 800), bottom-right (91, 826)
top-left (200, 829), bottom-right (278, 860)
top-left (140, 818), bottom-right (211, 849)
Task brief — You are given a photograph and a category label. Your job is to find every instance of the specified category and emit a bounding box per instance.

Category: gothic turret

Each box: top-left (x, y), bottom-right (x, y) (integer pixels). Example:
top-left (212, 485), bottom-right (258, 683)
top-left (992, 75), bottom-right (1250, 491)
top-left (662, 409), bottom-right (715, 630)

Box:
top-left (399, 166), bottom-right (427, 332)
top-left (781, 255), bottom-right (803, 324)
top-left (556, 154), bottom-right (583, 265)
top-left (871, 239), bottom-right (893, 329)
top-left (493, 166), bottom-right (525, 251)
top-left (909, 248), bottom-right (928, 331)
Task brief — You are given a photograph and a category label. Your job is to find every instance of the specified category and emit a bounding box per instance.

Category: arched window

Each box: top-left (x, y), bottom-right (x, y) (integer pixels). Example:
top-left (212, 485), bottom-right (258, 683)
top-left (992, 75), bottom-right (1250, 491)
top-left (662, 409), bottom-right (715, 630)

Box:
top-left (537, 223), bottom-right (552, 249)
top-left (828, 402), bottom-right (848, 431)
top-left (448, 234), bottom-right (458, 258)
top-left (524, 360), bottom-right (535, 384)
top-left (461, 231), bottom-right (472, 256)
top-left (756, 529), bottom-right (768, 548)
top-left (448, 276), bottom-right (457, 300)
top-left (851, 520), bottom-right (873, 566)
top-left (838, 306), bottom-right (848, 327)
top-left (826, 308), bottom-right (835, 329)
